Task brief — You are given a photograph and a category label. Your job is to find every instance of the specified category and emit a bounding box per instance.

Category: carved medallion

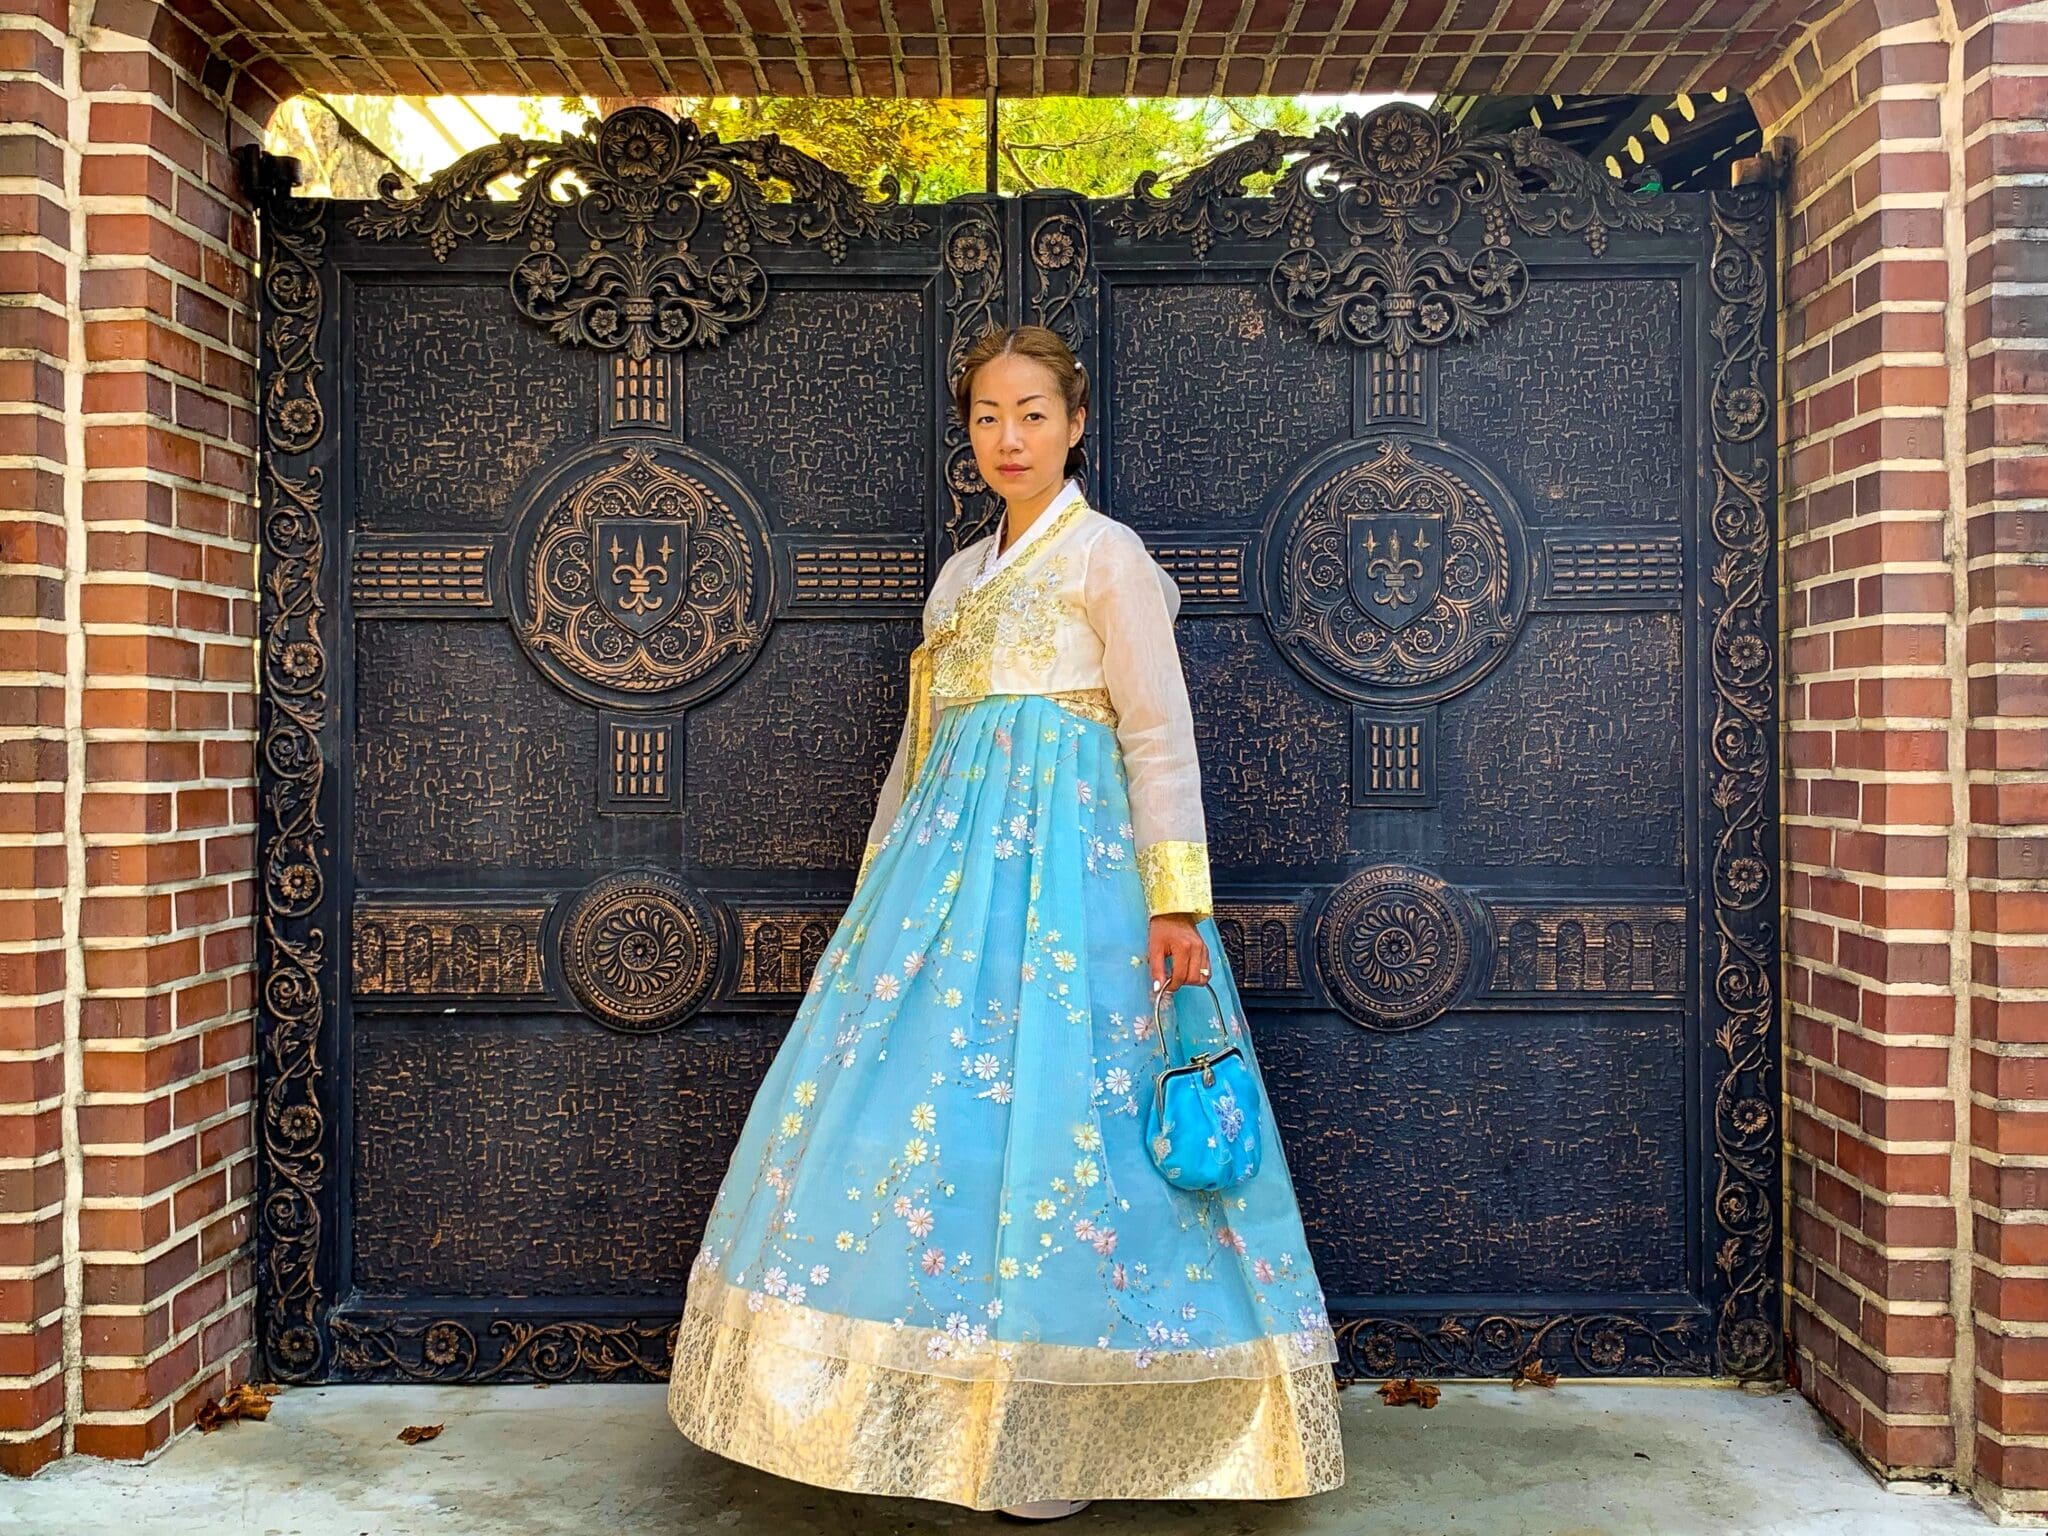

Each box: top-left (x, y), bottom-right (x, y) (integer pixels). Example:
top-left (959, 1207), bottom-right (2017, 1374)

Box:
top-left (1265, 436), bottom-right (1530, 705)
top-left (558, 870), bottom-right (720, 1033)
top-left (509, 444), bottom-right (770, 707)
top-left (1317, 863), bottom-right (1486, 1031)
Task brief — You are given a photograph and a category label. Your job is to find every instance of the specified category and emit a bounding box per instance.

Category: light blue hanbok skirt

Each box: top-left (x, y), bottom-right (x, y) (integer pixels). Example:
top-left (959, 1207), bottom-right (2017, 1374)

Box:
top-left (668, 692), bottom-right (1345, 1508)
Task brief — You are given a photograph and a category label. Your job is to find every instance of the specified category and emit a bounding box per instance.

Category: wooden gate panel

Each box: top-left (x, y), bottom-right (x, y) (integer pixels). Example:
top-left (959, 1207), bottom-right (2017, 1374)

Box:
top-left (350, 1014), bottom-right (782, 1296)
top-left (248, 106), bottom-right (1778, 1385)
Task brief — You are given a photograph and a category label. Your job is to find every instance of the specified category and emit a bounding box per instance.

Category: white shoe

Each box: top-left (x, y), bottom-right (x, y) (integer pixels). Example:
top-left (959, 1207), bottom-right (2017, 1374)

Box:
top-left (997, 1498), bottom-right (1092, 1520)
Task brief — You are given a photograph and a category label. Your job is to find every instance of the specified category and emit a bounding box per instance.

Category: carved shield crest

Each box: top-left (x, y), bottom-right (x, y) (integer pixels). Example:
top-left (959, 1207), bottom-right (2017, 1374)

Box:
top-left (595, 518), bottom-right (689, 637)
top-left (1347, 510), bottom-right (1444, 632)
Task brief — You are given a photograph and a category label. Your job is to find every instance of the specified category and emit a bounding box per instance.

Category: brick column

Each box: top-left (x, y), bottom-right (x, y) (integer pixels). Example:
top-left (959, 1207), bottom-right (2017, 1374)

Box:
top-left (0, 0), bottom-right (81, 1479)
top-left (0, 0), bottom-right (270, 1468)
top-left (1753, 0), bottom-right (1968, 1489)
top-left (1958, 0), bottom-right (2048, 1517)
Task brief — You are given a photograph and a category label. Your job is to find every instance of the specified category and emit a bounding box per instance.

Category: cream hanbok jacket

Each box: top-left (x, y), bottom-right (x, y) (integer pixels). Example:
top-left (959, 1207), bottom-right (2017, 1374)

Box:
top-left (859, 477), bottom-right (1214, 921)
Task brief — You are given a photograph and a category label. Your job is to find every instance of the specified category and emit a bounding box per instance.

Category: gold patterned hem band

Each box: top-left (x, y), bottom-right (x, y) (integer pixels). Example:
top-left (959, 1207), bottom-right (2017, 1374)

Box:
top-left (668, 1278), bottom-right (1347, 1507)
top-left (679, 1268), bottom-right (1338, 1386)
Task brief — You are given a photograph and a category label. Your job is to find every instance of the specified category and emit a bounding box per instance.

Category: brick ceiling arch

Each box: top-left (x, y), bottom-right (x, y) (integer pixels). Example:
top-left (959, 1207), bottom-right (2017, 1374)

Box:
top-left (154, 0), bottom-right (1831, 108)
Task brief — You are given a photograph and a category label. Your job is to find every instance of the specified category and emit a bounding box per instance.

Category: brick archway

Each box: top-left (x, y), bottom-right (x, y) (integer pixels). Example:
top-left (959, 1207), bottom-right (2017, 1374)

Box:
top-left (3, 0), bottom-right (2046, 1521)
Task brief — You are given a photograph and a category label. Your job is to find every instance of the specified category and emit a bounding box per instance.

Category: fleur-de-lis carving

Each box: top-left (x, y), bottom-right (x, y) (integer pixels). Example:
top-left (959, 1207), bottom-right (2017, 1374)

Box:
top-left (608, 531), bottom-right (674, 617)
top-left (1363, 524), bottom-right (1430, 608)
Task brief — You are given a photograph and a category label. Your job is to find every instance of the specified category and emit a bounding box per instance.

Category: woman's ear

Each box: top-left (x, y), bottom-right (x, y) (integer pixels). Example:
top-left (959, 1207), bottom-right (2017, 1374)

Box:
top-left (1069, 406), bottom-right (1087, 447)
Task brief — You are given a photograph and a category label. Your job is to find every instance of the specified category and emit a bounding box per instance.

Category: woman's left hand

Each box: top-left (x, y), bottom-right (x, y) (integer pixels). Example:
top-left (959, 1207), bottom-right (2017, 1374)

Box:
top-left (1149, 914), bottom-right (1210, 994)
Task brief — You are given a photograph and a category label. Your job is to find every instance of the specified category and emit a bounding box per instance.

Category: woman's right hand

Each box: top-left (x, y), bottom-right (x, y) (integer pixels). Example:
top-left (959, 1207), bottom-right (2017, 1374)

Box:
top-left (1148, 914), bottom-right (1209, 994)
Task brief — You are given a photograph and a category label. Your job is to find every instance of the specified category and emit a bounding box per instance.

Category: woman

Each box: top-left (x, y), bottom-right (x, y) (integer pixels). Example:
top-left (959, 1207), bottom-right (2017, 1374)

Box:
top-left (667, 325), bottom-right (1344, 1516)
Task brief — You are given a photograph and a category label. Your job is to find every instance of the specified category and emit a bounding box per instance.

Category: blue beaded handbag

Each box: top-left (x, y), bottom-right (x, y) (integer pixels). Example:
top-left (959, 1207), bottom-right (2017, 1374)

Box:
top-left (1145, 977), bottom-right (1264, 1192)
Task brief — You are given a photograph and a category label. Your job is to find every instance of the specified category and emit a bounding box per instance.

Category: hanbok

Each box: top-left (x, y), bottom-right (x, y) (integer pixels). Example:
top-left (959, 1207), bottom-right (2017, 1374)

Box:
top-left (667, 478), bottom-right (1346, 1507)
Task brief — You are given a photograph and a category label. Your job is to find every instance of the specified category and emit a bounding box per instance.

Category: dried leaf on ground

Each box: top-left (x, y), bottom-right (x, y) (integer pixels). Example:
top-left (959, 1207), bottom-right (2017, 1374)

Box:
top-left (397, 1423), bottom-right (444, 1445)
top-left (1377, 1377), bottom-right (1440, 1408)
top-left (195, 1383), bottom-right (276, 1432)
top-left (1512, 1359), bottom-right (1560, 1390)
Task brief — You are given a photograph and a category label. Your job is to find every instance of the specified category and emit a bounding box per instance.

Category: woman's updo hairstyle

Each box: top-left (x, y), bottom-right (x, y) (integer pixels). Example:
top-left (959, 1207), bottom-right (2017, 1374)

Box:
top-left (953, 325), bottom-right (1090, 480)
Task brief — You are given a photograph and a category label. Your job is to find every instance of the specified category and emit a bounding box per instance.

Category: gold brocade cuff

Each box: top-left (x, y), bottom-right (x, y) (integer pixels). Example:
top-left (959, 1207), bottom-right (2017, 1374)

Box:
top-left (1138, 839), bottom-right (1213, 920)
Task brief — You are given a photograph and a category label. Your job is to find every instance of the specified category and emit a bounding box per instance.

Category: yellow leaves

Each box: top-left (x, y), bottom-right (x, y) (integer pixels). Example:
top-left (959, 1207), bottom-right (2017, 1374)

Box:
top-left (397, 1423), bottom-right (445, 1445)
top-left (1378, 1378), bottom-right (1440, 1409)
top-left (1512, 1359), bottom-right (1559, 1390)
top-left (195, 1381), bottom-right (280, 1432)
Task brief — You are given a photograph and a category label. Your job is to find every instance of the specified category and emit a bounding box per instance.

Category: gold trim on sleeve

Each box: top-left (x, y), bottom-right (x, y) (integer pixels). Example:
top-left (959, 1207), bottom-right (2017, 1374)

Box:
top-left (1139, 839), bottom-right (1214, 920)
top-left (856, 841), bottom-right (880, 887)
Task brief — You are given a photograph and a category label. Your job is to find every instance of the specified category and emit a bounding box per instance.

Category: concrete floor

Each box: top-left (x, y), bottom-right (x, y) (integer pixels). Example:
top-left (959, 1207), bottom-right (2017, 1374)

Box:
top-left (1, 1381), bottom-right (1998, 1535)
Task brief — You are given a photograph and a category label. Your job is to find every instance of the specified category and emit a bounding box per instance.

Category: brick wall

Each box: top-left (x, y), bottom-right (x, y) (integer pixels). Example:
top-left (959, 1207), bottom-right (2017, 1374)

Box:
top-left (1958, 0), bottom-right (2048, 1516)
top-left (0, 0), bottom-right (268, 1472)
top-left (1753, 0), bottom-right (1967, 1487)
top-left (0, 0), bottom-right (80, 1479)
top-left (4, 0), bottom-right (2048, 1512)
top-left (1755, 0), bottom-right (2048, 1519)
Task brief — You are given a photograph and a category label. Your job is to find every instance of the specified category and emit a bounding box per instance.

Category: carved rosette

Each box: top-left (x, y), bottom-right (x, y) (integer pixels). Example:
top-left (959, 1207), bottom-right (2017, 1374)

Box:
top-left (511, 444), bottom-right (769, 706)
top-left (558, 871), bottom-right (721, 1034)
top-left (1317, 863), bottom-right (1486, 1031)
top-left (1265, 436), bottom-right (1529, 704)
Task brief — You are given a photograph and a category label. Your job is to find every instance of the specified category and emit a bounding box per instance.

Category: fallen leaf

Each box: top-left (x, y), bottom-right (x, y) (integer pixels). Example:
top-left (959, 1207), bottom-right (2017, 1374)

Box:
top-left (1378, 1377), bottom-right (1440, 1408)
top-left (1512, 1358), bottom-right (1560, 1390)
top-left (397, 1423), bottom-right (444, 1445)
top-left (195, 1382), bottom-right (276, 1432)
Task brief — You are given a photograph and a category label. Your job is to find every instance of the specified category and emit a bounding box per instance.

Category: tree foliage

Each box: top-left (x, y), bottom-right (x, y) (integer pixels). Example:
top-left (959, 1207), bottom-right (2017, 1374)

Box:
top-left (270, 92), bottom-right (1381, 203)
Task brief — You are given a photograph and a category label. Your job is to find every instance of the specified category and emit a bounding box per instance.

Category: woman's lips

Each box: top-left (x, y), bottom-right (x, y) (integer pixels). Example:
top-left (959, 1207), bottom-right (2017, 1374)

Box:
top-left (998, 465), bottom-right (1027, 474)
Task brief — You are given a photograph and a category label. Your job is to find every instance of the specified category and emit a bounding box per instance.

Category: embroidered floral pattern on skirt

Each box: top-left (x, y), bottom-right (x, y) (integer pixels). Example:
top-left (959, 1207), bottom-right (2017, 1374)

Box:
top-left (668, 692), bottom-right (1345, 1507)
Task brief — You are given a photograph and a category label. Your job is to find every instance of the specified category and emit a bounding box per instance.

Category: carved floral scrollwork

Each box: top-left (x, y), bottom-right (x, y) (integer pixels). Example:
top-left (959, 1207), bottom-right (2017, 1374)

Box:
top-left (351, 106), bottom-right (930, 357)
top-left (332, 1315), bottom-right (677, 1383)
top-left (1705, 186), bottom-right (1779, 1380)
top-left (941, 205), bottom-right (1004, 553)
top-left (1265, 435), bottom-right (1528, 705)
top-left (1107, 102), bottom-right (1692, 353)
top-left (252, 175), bottom-right (332, 1381)
top-left (513, 445), bottom-right (767, 704)
top-left (1335, 1311), bottom-right (1708, 1381)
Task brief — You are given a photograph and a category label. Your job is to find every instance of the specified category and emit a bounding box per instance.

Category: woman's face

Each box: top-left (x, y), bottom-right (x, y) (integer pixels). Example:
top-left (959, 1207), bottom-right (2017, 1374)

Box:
top-left (967, 351), bottom-right (1085, 509)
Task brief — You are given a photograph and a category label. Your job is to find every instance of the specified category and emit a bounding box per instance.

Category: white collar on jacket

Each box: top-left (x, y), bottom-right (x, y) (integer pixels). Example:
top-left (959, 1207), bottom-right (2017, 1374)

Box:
top-left (971, 475), bottom-right (1086, 592)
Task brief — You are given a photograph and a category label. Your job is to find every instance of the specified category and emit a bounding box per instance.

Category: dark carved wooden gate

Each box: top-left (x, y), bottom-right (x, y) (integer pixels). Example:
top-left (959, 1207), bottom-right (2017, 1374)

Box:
top-left (247, 103), bottom-right (1778, 1385)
